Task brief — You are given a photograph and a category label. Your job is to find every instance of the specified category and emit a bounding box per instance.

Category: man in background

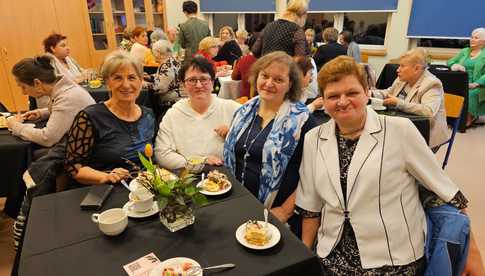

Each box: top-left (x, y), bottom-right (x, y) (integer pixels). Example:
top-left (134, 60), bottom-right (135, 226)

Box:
top-left (178, 1), bottom-right (211, 61)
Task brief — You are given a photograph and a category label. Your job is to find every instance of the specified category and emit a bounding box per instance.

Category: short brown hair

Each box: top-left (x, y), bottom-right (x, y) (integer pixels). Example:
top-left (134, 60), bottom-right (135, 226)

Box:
top-left (249, 51), bottom-right (303, 102)
top-left (323, 27), bottom-right (339, 43)
top-left (43, 33), bottom-right (67, 53)
top-left (295, 56), bottom-right (313, 75)
top-left (132, 26), bottom-right (146, 39)
top-left (317, 55), bottom-right (367, 96)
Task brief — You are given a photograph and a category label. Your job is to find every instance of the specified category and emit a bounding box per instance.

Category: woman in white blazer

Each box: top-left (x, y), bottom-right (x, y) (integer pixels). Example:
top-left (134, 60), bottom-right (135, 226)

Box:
top-left (372, 48), bottom-right (448, 150)
top-left (295, 56), bottom-right (477, 274)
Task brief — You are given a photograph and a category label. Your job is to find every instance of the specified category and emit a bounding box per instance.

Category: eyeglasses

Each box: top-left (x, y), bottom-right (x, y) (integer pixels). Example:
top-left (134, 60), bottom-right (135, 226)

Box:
top-left (184, 77), bottom-right (212, 86)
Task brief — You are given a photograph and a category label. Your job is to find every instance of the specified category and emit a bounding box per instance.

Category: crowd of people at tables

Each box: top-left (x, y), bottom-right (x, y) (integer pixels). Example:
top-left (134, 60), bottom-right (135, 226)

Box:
top-left (5, 0), bottom-right (485, 274)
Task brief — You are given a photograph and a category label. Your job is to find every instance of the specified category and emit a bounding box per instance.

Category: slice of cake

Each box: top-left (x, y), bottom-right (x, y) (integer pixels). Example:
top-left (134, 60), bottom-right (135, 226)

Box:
top-left (244, 220), bottom-right (269, 246)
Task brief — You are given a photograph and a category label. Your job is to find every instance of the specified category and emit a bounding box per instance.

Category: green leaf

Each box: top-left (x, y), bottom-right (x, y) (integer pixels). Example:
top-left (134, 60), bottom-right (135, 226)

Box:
top-left (192, 193), bottom-right (208, 206)
top-left (157, 197), bottom-right (168, 211)
top-left (138, 152), bottom-right (155, 174)
top-left (156, 184), bottom-right (172, 197)
top-left (184, 185), bottom-right (197, 196)
top-left (175, 195), bottom-right (186, 206)
top-left (167, 180), bottom-right (177, 189)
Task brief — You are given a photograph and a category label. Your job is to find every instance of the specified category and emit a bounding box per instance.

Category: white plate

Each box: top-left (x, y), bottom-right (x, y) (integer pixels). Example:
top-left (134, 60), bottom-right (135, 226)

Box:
top-left (122, 201), bottom-right (159, 218)
top-left (371, 105), bottom-right (387, 111)
top-left (149, 257), bottom-right (202, 276)
top-left (196, 179), bottom-right (232, 196)
top-left (0, 112), bottom-right (11, 117)
top-left (235, 221), bottom-right (281, 250)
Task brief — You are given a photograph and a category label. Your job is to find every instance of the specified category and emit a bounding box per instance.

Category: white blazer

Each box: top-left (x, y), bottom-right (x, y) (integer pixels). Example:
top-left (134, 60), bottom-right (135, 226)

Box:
top-left (372, 70), bottom-right (449, 148)
top-left (296, 108), bottom-right (459, 268)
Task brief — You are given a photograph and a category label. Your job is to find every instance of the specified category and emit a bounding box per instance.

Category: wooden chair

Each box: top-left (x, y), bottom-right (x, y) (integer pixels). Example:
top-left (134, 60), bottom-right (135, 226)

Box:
top-left (437, 93), bottom-right (464, 169)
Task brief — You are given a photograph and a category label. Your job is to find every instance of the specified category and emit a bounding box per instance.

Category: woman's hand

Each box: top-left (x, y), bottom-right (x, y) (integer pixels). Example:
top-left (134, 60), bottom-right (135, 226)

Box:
top-left (214, 125), bottom-right (229, 139)
top-left (469, 83), bottom-right (480, 89)
top-left (451, 64), bottom-right (466, 72)
top-left (21, 110), bottom-right (41, 121)
top-left (462, 231), bottom-right (485, 276)
top-left (6, 114), bottom-right (23, 128)
top-left (309, 97), bottom-right (324, 110)
top-left (102, 168), bottom-right (130, 184)
top-left (270, 206), bottom-right (293, 223)
top-left (206, 155), bottom-right (223, 166)
top-left (383, 95), bottom-right (399, 106)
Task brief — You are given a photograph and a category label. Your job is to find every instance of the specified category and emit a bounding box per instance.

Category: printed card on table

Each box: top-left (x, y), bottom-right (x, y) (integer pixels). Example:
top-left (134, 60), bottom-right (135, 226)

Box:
top-left (123, 252), bottom-right (161, 276)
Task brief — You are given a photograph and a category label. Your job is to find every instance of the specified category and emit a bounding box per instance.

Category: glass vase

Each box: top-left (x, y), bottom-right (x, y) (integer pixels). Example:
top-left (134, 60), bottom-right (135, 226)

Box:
top-left (159, 203), bottom-right (195, 232)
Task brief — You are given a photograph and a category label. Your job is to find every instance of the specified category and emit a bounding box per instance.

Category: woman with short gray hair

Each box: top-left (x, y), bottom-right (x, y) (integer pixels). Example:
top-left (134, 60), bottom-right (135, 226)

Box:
top-left (448, 27), bottom-right (485, 127)
top-left (150, 40), bottom-right (182, 115)
top-left (64, 50), bottom-right (155, 187)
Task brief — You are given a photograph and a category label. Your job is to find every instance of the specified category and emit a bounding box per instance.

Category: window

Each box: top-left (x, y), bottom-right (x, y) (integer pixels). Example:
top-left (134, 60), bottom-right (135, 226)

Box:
top-left (244, 14), bottom-right (274, 34)
top-left (213, 14), bottom-right (238, 35)
top-left (344, 13), bottom-right (388, 46)
top-left (417, 38), bottom-right (469, 49)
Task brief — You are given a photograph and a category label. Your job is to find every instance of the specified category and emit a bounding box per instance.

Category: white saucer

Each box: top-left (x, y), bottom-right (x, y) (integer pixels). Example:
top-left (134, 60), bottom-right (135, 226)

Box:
top-left (235, 221), bottom-right (281, 250)
top-left (372, 105), bottom-right (387, 111)
top-left (196, 179), bottom-right (232, 196)
top-left (122, 201), bottom-right (159, 218)
top-left (149, 257), bottom-right (201, 276)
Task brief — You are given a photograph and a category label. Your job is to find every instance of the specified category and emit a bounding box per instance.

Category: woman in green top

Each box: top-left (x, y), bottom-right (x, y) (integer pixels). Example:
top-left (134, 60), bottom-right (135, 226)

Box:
top-left (448, 27), bottom-right (485, 127)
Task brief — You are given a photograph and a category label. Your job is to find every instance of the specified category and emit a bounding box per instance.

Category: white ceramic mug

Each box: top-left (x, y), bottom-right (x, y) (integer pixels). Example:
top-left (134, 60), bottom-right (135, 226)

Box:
top-left (91, 208), bottom-right (128, 236)
top-left (128, 189), bottom-right (154, 213)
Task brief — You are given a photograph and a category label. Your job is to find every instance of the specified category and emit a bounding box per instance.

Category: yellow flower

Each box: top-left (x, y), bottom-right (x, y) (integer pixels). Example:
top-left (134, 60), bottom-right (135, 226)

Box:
top-left (144, 144), bottom-right (153, 158)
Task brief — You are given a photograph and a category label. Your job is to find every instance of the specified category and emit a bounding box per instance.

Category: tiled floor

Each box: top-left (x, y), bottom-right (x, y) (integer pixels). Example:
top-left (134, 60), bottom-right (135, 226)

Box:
top-left (1, 123), bottom-right (484, 276)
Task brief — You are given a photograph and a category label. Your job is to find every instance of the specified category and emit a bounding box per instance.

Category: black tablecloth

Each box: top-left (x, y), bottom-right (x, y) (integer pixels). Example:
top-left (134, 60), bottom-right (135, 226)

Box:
top-left (0, 129), bottom-right (32, 218)
top-left (313, 108), bottom-right (430, 145)
top-left (19, 168), bottom-right (322, 276)
top-left (376, 63), bottom-right (469, 132)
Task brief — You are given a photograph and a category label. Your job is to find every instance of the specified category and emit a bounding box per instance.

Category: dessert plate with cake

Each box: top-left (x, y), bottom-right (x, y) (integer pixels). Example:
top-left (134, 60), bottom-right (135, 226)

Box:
top-left (196, 170), bottom-right (231, 196)
top-left (235, 220), bottom-right (281, 250)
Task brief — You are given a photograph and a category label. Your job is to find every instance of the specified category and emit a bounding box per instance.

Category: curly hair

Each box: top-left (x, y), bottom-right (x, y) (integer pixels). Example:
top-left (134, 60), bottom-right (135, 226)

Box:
top-left (43, 33), bottom-right (67, 53)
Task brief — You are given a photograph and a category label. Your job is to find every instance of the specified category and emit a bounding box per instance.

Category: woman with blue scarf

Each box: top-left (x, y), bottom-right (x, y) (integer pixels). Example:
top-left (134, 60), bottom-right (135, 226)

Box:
top-left (223, 51), bottom-right (317, 237)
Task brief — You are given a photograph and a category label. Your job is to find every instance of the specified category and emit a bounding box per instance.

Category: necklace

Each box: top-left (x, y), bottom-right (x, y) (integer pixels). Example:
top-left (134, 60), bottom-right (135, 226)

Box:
top-left (339, 118), bottom-right (366, 139)
top-left (240, 115), bottom-right (271, 185)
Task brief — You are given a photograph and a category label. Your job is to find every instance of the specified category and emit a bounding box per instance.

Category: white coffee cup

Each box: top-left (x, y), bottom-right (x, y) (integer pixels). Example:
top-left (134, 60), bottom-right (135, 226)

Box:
top-left (370, 97), bottom-right (385, 110)
top-left (128, 189), bottom-right (154, 213)
top-left (91, 208), bottom-right (128, 236)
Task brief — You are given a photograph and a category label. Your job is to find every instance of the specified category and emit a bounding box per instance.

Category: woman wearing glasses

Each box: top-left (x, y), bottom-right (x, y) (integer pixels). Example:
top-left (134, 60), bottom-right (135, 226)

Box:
top-left (154, 57), bottom-right (240, 170)
top-left (64, 51), bottom-right (155, 186)
top-left (223, 51), bottom-right (317, 237)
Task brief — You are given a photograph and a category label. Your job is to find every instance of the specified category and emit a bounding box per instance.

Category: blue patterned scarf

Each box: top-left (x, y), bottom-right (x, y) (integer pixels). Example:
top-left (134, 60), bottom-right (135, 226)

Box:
top-left (223, 96), bottom-right (310, 207)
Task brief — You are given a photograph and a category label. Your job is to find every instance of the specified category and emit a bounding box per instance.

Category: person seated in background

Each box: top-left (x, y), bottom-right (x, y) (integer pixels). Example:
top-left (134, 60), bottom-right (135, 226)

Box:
top-left (448, 27), bottom-right (485, 127)
top-left (150, 40), bottom-right (183, 119)
top-left (231, 49), bottom-right (257, 98)
top-left (339, 30), bottom-right (361, 63)
top-left (235, 29), bottom-right (249, 55)
top-left (43, 33), bottom-right (85, 84)
top-left (313, 27), bottom-right (348, 71)
top-left (149, 28), bottom-right (167, 45)
top-left (223, 51), bottom-right (317, 237)
top-left (119, 27), bottom-right (134, 52)
top-left (65, 51), bottom-right (155, 187)
top-left (7, 55), bottom-right (95, 148)
top-left (213, 26), bottom-right (242, 66)
top-left (154, 57), bottom-right (240, 170)
top-left (130, 26), bottom-right (156, 65)
top-left (166, 27), bottom-right (181, 54)
top-left (295, 56), bottom-right (323, 112)
top-left (372, 48), bottom-right (448, 150)
top-left (195, 36), bottom-right (229, 77)
top-left (296, 56), bottom-right (483, 275)
top-left (304, 28), bottom-right (317, 55)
